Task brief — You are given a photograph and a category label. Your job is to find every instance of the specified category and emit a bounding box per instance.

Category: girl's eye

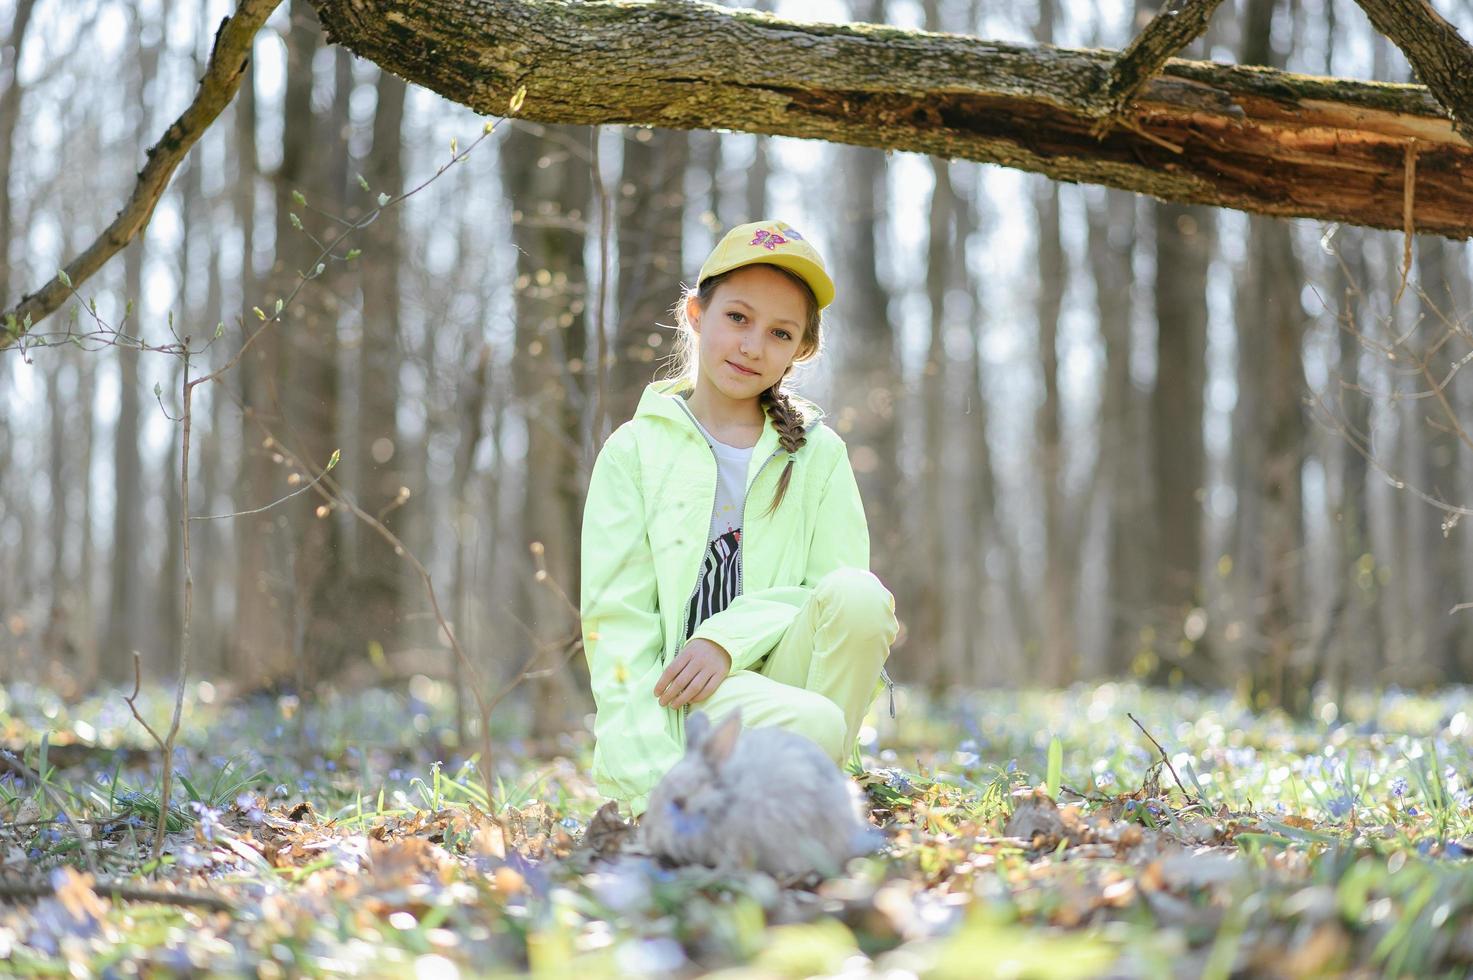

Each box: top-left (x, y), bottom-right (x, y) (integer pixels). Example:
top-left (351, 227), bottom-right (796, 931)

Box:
top-left (773, 329), bottom-right (793, 341)
top-left (727, 311), bottom-right (745, 323)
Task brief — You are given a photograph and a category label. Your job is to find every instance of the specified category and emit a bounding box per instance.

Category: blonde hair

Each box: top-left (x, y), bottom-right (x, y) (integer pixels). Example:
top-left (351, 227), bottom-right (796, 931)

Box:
top-left (661, 264), bottom-right (824, 515)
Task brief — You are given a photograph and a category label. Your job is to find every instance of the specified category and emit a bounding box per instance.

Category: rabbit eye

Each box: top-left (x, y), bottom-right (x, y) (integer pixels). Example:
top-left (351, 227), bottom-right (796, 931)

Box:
top-left (670, 796), bottom-right (686, 811)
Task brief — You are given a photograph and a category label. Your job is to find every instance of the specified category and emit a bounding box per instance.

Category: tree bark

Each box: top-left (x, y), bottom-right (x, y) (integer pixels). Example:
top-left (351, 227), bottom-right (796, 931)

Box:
top-left (304, 0), bottom-right (1473, 241)
top-left (1351, 0), bottom-right (1473, 142)
top-left (1092, 0), bottom-right (1227, 129)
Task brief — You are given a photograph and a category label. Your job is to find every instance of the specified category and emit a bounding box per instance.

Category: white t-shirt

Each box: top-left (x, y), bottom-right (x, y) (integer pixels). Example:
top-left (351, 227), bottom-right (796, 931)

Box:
top-left (684, 415), bottom-right (754, 640)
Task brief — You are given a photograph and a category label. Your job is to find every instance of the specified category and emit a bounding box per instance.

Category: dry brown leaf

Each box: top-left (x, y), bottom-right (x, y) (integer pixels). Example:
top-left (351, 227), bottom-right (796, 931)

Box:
top-left (473, 821), bottom-right (507, 861)
top-left (1004, 790), bottom-right (1065, 845)
top-left (583, 800), bottom-right (633, 860)
top-left (369, 836), bottom-right (444, 889)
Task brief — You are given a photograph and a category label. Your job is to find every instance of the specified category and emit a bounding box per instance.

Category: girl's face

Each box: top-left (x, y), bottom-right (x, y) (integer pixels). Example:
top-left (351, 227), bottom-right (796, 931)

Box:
top-left (687, 264), bottom-right (810, 406)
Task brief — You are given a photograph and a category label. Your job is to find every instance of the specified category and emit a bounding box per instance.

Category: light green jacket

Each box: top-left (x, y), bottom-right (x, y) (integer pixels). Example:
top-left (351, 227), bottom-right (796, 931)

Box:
top-left (579, 378), bottom-right (871, 812)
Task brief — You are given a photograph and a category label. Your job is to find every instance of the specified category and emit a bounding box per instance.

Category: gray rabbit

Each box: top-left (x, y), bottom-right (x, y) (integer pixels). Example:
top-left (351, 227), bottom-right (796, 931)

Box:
top-left (640, 708), bottom-right (880, 877)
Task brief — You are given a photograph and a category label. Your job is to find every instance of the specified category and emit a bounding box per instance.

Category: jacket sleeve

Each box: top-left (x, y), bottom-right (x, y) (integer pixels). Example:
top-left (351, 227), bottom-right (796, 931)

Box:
top-left (581, 440), bottom-right (664, 713)
top-left (689, 446), bottom-right (869, 672)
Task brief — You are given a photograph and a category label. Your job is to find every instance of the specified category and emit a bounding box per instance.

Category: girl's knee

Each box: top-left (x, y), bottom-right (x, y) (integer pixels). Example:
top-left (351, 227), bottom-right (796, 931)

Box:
top-left (795, 697), bottom-right (848, 762)
top-left (770, 690), bottom-right (846, 761)
top-left (815, 568), bottom-right (898, 642)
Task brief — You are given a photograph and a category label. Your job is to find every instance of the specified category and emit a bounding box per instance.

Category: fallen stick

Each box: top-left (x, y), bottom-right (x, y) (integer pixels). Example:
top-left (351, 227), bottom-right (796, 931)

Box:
top-left (1127, 712), bottom-right (1204, 806)
top-left (0, 878), bottom-right (235, 913)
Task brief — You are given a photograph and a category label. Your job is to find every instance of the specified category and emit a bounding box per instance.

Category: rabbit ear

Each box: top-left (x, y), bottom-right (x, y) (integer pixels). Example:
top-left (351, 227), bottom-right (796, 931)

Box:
top-left (701, 709), bottom-right (742, 768)
top-left (685, 711), bottom-right (711, 751)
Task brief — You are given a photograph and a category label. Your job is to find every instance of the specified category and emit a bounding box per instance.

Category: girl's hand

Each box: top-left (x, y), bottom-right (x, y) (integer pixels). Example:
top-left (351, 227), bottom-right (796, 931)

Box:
top-left (654, 639), bottom-right (732, 709)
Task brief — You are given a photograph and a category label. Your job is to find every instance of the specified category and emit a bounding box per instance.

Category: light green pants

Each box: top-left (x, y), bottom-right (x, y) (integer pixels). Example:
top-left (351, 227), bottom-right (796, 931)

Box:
top-left (700, 568), bottom-right (899, 762)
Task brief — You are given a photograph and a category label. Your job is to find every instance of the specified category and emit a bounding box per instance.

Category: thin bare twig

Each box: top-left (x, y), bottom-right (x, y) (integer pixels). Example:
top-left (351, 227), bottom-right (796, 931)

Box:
top-left (1127, 712), bottom-right (1202, 805)
top-left (122, 652), bottom-right (166, 750)
top-left (191, 461), bottom-right (337, 521)
top-left (150, 349), bottom-right (197, 860)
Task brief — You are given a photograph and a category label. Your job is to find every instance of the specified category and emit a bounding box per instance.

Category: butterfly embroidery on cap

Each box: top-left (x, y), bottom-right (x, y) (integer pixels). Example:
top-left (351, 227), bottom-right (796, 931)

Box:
top-left (750, 229), bottom-right (788, 250)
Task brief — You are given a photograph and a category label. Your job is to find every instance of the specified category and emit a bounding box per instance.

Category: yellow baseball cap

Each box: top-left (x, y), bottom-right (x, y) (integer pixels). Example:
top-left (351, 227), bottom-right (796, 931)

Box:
top-left (697, 219), bottom-right (835, 309)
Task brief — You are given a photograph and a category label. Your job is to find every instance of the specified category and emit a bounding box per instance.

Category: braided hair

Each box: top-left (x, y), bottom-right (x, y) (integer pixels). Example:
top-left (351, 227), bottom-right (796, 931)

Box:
top-left (757, 382), bottom-right (809, 516)
top-left (663, 263), bottom-right (824, 515)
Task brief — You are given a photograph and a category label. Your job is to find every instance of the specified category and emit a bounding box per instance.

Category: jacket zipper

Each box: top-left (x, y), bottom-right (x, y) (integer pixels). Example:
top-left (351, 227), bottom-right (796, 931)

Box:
top-left (671, 397), bottom-right (780, 654)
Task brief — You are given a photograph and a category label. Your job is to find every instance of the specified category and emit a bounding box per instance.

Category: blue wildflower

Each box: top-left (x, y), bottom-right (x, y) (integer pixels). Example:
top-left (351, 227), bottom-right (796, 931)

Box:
top-left (235, 792), bottom-right (265, 825)
top-left (190, 802), bottom-right (222, 842)
top-left (1390, 776), bottom-right (1409, 798)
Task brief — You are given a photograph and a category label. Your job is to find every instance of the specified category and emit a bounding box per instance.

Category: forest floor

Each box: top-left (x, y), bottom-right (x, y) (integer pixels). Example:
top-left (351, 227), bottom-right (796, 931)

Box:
top-left (2, 679), bottom-right (1472, 977)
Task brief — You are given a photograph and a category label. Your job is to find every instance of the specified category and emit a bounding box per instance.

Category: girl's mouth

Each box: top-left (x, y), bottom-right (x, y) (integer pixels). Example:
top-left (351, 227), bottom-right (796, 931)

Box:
top-left (727, 361), bottom-right (758, 376)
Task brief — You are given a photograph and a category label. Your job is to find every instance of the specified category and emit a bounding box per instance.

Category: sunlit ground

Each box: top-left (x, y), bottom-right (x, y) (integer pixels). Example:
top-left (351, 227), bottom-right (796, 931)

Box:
top-left (3, 679), bottom-right (1472, 976)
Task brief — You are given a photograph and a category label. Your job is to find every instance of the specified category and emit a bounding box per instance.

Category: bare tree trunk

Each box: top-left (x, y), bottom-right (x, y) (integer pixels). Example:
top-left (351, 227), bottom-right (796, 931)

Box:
top-left (0, 0), bottom-right (36, 306)
top-left (77, 353), bottom-right (98, 686)
top-left (196, 35), bottom-right (229, 677)
top-left (1232, 0), bottom-right (1314, 713)
top-left (502, 123), bottom-right (594, 736)
top-left (1320, 229), bottom-right (1373, 695)
top-left (1150, 200), bottom-right (1211, 686)
top-left (352, 66), bottom-right (409, 668)
top-left (610, 128), bottom-right (688, 421)
top-left (744, 134), bottom-right (768, 222)
top-left (917, 148), bottom-right (952, 684)
top-left (1089, 187), bottom-right (1146, 676)
top-left (1409, 236), bottom-right (1464, 680)
top-left (284, 33), bottom-right (351, 688)
top-left (103, 17), bottom-right (164, 682)
top-left (234, 10), bottom-right (297, 689)
top-left (43, 353), bottom-right (73, 676)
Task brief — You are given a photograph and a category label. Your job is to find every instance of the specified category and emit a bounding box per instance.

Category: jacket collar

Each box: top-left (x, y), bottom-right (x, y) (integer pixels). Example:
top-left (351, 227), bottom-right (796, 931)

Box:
top-left (633, 378), bottom-right (825, 458)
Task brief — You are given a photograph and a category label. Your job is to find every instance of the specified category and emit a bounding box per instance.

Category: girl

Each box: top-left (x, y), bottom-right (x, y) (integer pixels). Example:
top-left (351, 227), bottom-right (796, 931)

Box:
top-left (580, 219), bottom-right (899, 814)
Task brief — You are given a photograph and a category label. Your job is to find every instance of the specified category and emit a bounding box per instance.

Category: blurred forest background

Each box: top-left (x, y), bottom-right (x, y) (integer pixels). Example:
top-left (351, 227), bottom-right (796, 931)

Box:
top-left (4, 0), bottom-right (1473, 739)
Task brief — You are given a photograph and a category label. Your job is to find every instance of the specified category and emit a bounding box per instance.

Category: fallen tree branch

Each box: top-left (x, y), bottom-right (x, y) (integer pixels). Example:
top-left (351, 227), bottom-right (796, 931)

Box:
top-left (310, 0), bottom-right (1473, 238)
